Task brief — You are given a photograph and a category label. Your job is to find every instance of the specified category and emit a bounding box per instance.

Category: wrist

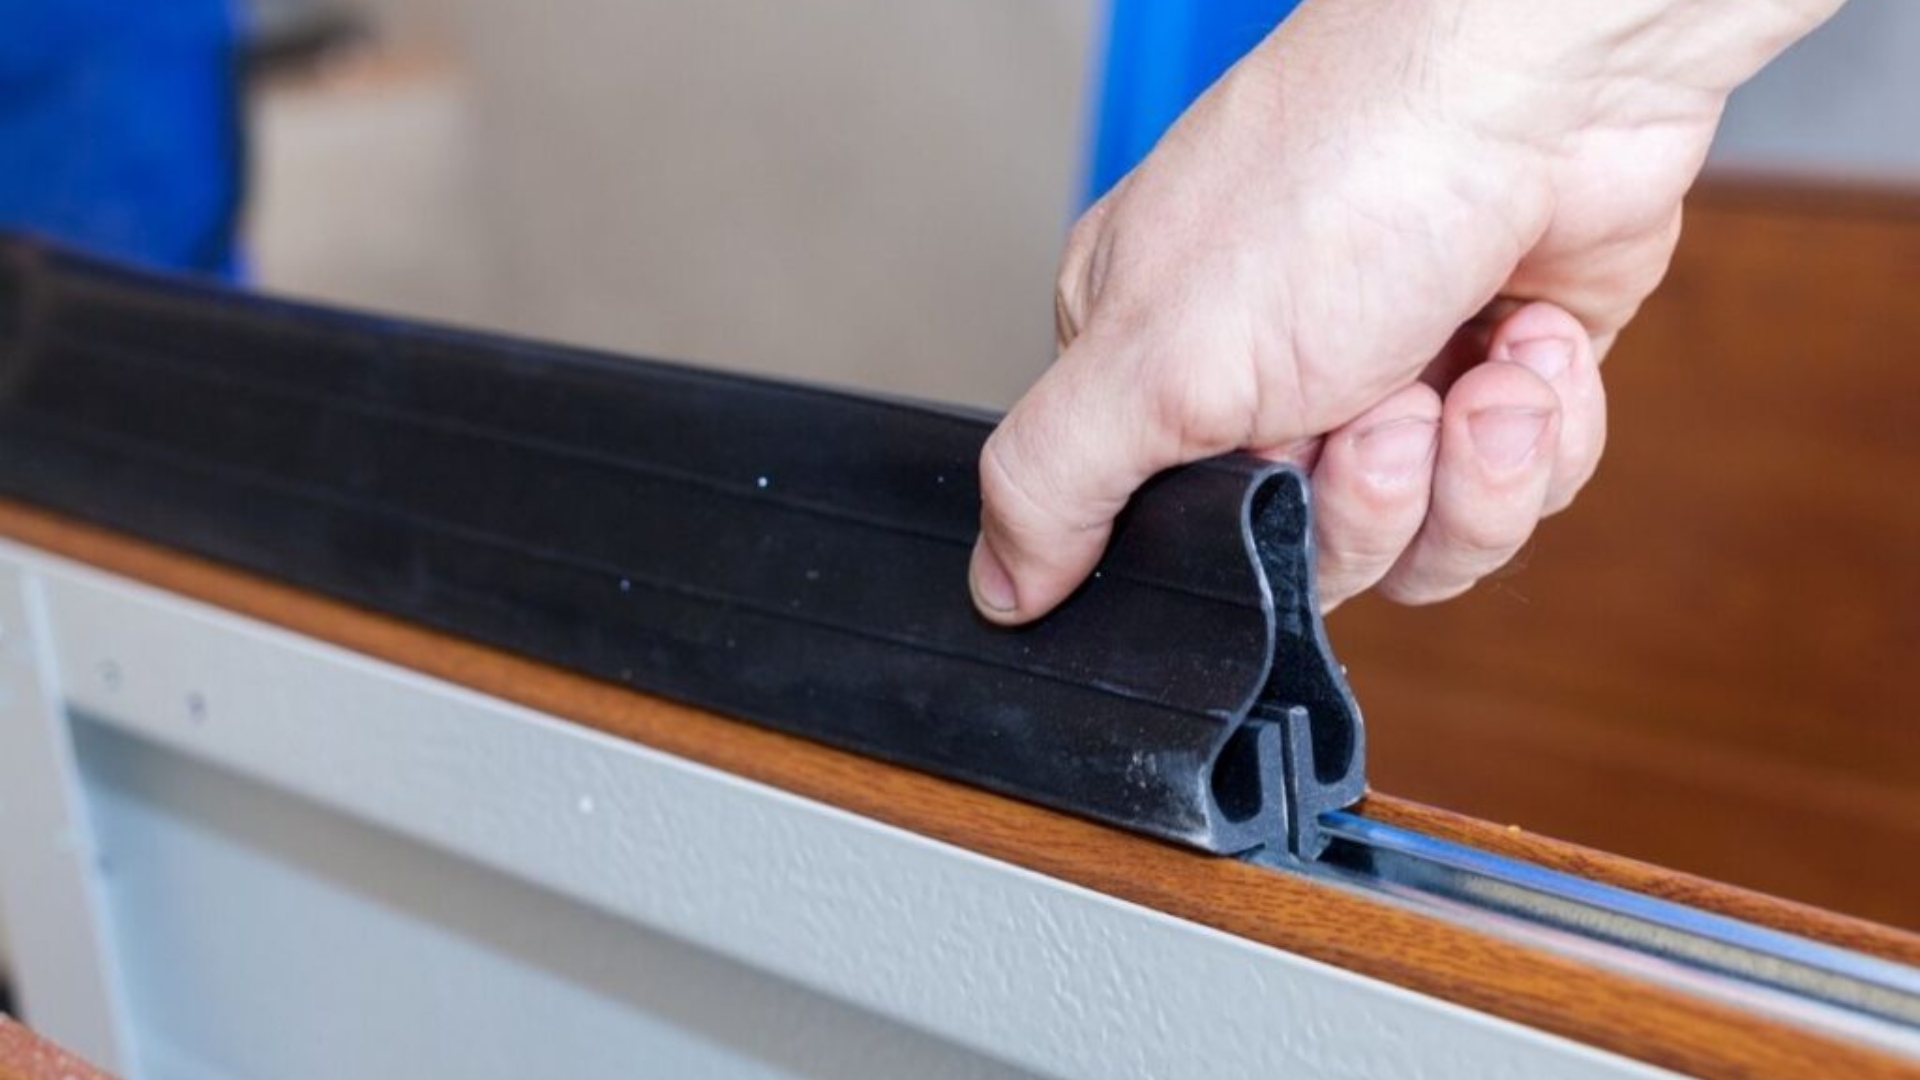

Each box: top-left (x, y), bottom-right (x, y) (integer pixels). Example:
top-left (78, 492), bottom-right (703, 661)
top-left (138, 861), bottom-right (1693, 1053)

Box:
top-left (1431, 0), bottom-right (1847, 135)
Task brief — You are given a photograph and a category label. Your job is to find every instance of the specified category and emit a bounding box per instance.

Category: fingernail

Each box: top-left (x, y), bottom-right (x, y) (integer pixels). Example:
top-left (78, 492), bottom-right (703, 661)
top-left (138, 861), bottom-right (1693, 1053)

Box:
top-left (1500, 337), bottom-right (1573, 382)
top-left (1352, 417), bottom-right (1438, 482)
top-left (1469, 407), bottom-right (1550, 469)
top-left (969, 538), bottom-right (1018, 614)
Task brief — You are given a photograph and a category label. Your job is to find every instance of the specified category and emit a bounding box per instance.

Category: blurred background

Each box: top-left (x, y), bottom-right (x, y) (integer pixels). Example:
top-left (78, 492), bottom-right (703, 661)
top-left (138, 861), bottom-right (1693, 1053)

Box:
top-left (1, 0), bottom-right (1915, 941)
top-left (232, 0), bottom-right (1920, 407)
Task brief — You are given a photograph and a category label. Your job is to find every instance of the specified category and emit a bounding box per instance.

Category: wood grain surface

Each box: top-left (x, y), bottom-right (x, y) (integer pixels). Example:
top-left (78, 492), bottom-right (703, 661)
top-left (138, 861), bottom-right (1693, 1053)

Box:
top-left (0, 1018), bottom-right (111, 1080)
top-left (0, 496), bottom-right (1915, 1080)
top-left (1332, 177), bottom-right (1920, 930)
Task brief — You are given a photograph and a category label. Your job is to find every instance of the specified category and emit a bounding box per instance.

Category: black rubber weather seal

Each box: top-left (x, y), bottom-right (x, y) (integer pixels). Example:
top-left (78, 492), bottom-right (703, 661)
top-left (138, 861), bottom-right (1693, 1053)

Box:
top-left (0, 235), bottom-right (1365, 858)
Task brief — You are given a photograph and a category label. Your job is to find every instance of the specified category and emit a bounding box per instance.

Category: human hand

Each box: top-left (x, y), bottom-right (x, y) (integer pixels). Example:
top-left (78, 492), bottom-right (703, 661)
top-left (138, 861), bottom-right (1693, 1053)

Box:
top-left (971, 0), bottom-right (1842, 623)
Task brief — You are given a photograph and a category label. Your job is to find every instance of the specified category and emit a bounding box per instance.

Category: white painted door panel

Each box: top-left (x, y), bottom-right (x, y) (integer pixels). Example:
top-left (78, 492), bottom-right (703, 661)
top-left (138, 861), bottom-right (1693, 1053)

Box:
top-left (0, 541), bottom-right (1687, 1080)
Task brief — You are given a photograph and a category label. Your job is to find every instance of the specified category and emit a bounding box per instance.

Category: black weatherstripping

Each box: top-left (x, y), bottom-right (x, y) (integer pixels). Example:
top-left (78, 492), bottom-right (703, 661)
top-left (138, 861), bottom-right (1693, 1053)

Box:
top-left (0, 236), bottom-right (1365, 857)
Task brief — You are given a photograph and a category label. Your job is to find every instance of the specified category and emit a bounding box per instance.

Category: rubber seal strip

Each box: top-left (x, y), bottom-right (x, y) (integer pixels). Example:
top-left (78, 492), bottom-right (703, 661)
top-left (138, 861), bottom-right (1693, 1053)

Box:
top-left (0, 235), bottom-right (1364, 857)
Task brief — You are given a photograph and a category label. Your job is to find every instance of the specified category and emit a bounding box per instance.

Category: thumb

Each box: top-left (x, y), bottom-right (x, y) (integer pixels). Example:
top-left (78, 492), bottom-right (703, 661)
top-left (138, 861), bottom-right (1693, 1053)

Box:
top-left (970, 337), bottom-right (1247, 624)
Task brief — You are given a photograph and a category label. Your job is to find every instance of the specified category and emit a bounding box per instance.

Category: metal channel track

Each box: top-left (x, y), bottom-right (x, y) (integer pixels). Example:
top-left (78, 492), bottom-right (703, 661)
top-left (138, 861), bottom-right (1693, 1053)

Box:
top-left (1295, 811), bottom-right (1920, 1046)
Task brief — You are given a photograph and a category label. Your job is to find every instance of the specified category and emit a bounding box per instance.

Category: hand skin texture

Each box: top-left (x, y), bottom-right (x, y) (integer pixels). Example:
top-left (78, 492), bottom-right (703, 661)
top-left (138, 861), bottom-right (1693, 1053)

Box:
top-left (972, 0), bottom-right (1845, 624)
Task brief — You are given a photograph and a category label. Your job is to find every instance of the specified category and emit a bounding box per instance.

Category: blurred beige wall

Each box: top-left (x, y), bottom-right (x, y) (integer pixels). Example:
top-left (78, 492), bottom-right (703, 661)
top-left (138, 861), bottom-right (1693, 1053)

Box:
top-left (250, 1), bottom-right (1096, 409)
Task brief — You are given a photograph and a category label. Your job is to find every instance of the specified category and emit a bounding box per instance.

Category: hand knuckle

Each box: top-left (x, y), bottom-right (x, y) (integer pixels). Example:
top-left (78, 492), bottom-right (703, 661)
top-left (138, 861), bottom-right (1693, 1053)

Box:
top-left (979, 435), bottom-right (1041, 523)
top-left (1143, 351), bottom-right (1255, 458)
top-left (1322, 520), bottom-right (1409, 569)
top-left (1377, 574), bottom-right (1474, 606)
top-left (1435, 506), bottom-right (1529, 558)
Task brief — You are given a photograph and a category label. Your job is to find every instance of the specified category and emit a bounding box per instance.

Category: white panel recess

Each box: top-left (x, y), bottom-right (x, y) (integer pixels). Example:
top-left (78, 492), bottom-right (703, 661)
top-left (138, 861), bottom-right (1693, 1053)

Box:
top-left (0, 538), bottom-right (1689, 1080)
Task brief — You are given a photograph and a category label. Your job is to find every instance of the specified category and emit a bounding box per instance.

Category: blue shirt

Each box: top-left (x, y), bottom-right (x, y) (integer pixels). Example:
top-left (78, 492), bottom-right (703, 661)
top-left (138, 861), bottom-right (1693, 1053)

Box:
top-left (1086, 0), bottom-right (1302, 204)
top-left (0, 0), bottom-right (241, 273)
